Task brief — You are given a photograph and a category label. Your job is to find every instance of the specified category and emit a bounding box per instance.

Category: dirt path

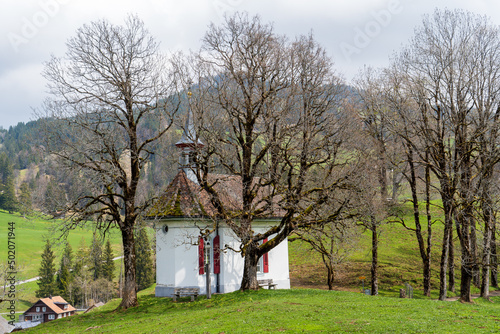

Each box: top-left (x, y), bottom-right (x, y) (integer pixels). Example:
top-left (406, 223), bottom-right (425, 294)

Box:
top-left (446, 290), bottom-right (500, 301)
top-left (15, 256), bottom-right (124, 286)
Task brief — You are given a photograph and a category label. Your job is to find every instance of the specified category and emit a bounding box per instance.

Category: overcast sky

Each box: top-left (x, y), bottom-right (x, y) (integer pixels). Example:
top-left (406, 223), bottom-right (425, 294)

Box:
top-left (1, 0), bottom-right (500, 129)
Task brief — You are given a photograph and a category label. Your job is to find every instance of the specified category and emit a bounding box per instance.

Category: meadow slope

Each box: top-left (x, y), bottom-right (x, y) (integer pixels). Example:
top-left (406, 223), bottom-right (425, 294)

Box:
top-left (23, 286), bottom-right (500, 334)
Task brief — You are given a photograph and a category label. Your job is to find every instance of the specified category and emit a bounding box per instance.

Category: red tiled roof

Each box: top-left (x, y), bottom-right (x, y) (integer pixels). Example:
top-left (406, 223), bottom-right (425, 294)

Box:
top-left (38, 296), bottom-right (76, 314)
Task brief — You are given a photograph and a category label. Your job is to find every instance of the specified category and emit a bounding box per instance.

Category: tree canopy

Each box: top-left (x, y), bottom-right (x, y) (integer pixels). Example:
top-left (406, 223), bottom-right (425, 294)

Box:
top-left (40, 15), bottom-right (180, 309)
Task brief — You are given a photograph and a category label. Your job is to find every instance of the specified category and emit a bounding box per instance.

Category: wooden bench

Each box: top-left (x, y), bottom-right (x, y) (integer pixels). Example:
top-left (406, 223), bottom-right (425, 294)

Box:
top-left (258, 279), bottom-right (277, 290)
top-left (172, 287), bottom-right (200, 302)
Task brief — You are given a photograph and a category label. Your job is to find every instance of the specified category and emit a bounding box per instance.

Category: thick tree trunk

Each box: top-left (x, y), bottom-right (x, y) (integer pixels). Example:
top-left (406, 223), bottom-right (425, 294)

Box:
top-left (439, 196), bottom-right (453, 300)
top-left (424, 160), bottom-right (432, 297)
top-left (457, 212), bottom-right (474, 302)
top-left (240, 243), bottom-right (260, 290)
top-left (370, 219), bottom-right (378, 296)
top-left (408, 146), bottom-right (432, 297)
top-left (455, 129), bottom-right (474, 303)
top-left (321, 254), bottom-right (335, 290)
top-left (327, 266), bottom-right (334, 290)
top-left (481, 184), bottom-right (494, 298)
top-left (439, 225), bottom-right (450, 300)
top-left (456, 200), bottom-right (474, 302)
top-left (481, 222), bottom-right (492, 298)
top-left (492, 223), bottom-right (498, 288)
top-left (423, 261), bottom-right (431, 297)
top-left (448, 232), bottom-right (455, 293)
top-left (118, 225), bottom-right (138, 309)
top-left (460, 263), bottom-right (473, 302)
top-left (471, 220), bottom-right (480, 288)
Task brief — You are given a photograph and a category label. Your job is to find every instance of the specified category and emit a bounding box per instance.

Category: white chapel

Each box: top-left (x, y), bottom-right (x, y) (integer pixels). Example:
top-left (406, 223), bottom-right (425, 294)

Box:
top-left (150, 109), bottom-right (291, 297)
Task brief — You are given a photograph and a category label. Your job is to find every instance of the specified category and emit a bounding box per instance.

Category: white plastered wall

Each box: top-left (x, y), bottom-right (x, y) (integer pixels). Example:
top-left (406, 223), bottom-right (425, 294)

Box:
top-left (155, 219), bottom-right (290, 297)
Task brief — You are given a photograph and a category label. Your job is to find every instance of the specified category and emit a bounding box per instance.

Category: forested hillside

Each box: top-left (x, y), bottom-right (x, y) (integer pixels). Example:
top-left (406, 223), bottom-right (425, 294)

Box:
top-left (0, 116), bottom-right (182, 216)
top-left (1, 121), bottom-right (42, 169)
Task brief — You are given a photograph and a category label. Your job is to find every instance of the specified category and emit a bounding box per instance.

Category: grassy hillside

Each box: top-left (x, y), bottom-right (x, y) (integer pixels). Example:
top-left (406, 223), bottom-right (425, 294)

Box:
top-left (288, 200), bottom-right (462, 299)
top-left (0, 211), bottom-right (123, 280)
top-left (0, 211), bottom-right (124, 315)
top-left (23, 286), bottom-right (500, 333)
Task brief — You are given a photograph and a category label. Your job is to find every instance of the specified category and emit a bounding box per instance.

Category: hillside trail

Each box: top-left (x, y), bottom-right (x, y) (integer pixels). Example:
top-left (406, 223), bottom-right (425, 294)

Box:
top-left (14, 256), bottom-right (124, 286)
top-left (445, 290), bottom-right (500, 302)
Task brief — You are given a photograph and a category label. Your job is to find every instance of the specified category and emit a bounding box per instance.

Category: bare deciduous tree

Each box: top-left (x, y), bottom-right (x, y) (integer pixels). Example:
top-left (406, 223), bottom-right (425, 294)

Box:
top-left (39, 15), bottom-right (179, 309)
top-left (181, 13), bottom-right (356, 290)
top-left (353, 67), bottom-right (404, 296)
top-left (362, 65), bottom-right (436, 297)
top-left (290, 201), bottom-right (359, 290)
top-left (395, 9), bottom-right (500, 301)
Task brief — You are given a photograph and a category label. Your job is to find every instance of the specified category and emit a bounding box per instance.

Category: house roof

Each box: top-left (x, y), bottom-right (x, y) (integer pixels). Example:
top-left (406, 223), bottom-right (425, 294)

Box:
top-left (25, 296), bottom-right (76, 315)
top-left (149, 170), bottom-right (210, 217)
top-left (148, 170), bottom-right (284, 219)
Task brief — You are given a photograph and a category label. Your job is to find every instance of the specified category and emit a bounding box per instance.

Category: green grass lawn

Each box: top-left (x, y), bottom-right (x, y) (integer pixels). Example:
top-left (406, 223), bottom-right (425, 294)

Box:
top-left (22, 285), bottom-right (500, 334)
top-left (2, 199), bottom-right (498, 333)
top-left (0, 211), bottom-right (123, 280)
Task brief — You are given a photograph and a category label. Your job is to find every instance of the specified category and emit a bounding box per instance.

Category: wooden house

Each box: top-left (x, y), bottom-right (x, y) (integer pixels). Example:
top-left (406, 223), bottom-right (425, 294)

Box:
top-left (22, 296), bottom-right (76, 323)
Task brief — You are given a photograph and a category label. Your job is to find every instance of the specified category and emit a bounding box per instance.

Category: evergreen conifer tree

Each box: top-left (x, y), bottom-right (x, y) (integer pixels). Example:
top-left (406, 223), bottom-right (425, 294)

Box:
top-left (90, 233), bottom-right (103, 280)
top-left (56, 242), bottom-right (73, 300)
top-left (18, 182), bottom-right (32, 218)
top-left (0, 153), bottom-right (17, 212)
top-left (71, 238), bottom-right (89, 307)
top-left (36, 240), bottom-right (57, 298)
top-left (102, 239), bottom-right (115, 282)
top-left (135, 227), bottom-right (154, 291)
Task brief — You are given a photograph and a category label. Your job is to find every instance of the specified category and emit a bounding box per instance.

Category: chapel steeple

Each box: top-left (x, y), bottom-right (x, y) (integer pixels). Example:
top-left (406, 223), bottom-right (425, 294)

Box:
top-left (175, 91), bottom-right (204, 184)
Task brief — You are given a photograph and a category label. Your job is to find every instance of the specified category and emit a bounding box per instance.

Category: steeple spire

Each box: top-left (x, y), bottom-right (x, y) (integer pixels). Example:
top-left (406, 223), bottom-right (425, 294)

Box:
top-left (175, 90), bottom-right (204, 184)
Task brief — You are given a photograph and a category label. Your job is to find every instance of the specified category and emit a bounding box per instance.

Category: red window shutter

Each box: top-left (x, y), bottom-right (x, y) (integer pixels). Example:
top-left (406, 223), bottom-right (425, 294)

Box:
top-left (263, 238), bottom-right (269, 273)
top-left (213, 235), bottom-right (220, 274)
top-left (198, 237), bottom-right (205, 275)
